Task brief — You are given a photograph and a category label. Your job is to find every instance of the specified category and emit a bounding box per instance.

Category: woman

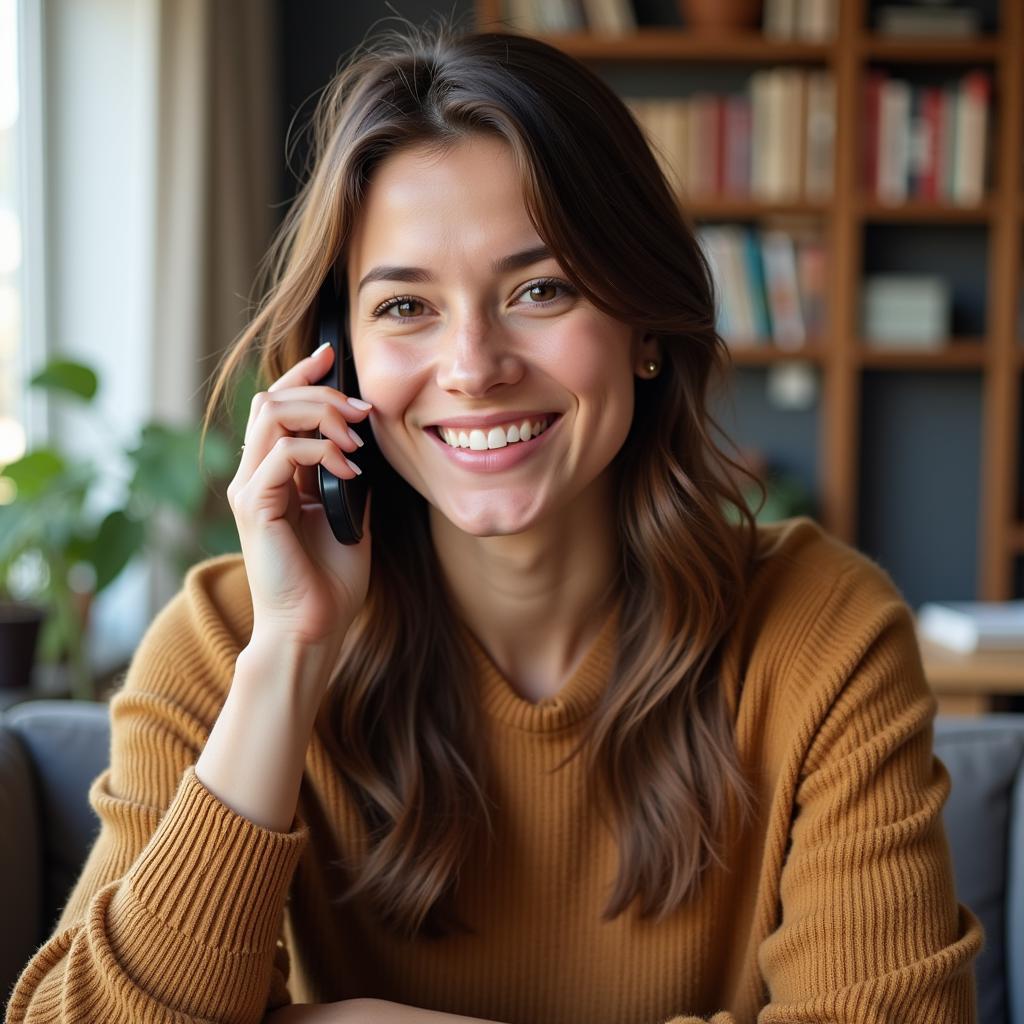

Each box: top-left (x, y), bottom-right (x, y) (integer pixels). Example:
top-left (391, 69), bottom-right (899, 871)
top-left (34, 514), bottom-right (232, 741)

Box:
top-left (6, 15), bottom-right (982, 1024)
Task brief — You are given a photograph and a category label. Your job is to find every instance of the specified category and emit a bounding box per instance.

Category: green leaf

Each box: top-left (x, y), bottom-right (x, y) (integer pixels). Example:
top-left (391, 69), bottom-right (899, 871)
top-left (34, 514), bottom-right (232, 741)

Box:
top-left (198, 427), bottom-right (237, 478)
top-left (29, 359), bottom-right (99, 401)
top-left (127, 423), bottom-right (206, 513)
top-left (198, 516), bottom-right (241, 557)
top-left (1, 449), bottom-right (67, 500)
top-left (88, 510), bottom-right (146, 592)
top-left (226, 360), bottom-right (263, 440)
top-left (36, 609), bottom-right (65, 663)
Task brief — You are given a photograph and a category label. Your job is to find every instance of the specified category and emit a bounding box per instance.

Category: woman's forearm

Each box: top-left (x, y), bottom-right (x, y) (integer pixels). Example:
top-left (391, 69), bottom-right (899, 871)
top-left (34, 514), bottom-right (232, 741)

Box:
top-left (196, 638), bottom-right (334, 833)
top-left (357, 1000), bottom-right (505, 1024)
top-left (264, 1000), bottom-right (505, 1024)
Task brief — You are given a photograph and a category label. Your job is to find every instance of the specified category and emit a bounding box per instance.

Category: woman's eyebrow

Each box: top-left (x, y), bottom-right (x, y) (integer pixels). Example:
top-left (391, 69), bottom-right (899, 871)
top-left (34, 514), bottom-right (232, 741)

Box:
top-left (356, 244), bottom-right (554, 295)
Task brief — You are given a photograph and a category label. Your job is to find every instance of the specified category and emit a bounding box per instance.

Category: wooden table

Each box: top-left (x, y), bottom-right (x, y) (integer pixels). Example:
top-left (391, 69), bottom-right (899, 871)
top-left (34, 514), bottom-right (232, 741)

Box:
top-left (916, 630), bottom-right (1024, 715)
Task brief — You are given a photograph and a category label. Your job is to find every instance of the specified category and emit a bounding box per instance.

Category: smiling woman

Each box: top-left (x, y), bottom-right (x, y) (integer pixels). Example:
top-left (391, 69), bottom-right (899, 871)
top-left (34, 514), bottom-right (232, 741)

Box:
top-left (5, 10), bottom-right (982, 1024)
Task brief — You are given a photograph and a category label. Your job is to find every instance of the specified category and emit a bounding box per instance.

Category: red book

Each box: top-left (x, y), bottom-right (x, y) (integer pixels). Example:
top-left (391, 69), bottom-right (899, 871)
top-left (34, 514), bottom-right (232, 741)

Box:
top-left (715, 95), bottom-right (727, 194)
top-left (863, 70), bottom-right (885, 197)
top-left (921, 86), bottom-right (942, 201)
top-left (724, 94), bottom-right (750, 196)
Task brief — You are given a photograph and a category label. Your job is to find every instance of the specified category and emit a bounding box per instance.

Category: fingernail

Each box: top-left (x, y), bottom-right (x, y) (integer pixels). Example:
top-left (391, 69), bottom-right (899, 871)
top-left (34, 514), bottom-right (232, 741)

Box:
top-left (345, 457), bottom-right (363, 475)
top-left (312, 341), bottom-right (331, 357)
top-left (348, 397), bottom-right (372, 410)
top-left (348, 428), bottom-right (365, 448)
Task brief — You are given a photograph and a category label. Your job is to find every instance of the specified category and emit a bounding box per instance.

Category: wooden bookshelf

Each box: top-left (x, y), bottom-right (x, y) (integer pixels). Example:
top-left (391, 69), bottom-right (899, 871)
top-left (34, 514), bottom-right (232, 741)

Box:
top-left (474, 0), bottom-right (1024, 602)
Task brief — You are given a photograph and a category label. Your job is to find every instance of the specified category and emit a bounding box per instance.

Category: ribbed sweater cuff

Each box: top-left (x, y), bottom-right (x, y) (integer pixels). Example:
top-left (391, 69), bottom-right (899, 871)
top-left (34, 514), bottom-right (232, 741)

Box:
top-left (662, 1014), bottom-right (735, 1023)
top-left (116, 765), bottom-right (309, 953)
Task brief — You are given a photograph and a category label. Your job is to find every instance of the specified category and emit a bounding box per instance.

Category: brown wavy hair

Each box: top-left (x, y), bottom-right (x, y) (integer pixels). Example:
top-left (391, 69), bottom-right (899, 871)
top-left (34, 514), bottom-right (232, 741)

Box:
top-left (200, 11), bottom-right (766, 940)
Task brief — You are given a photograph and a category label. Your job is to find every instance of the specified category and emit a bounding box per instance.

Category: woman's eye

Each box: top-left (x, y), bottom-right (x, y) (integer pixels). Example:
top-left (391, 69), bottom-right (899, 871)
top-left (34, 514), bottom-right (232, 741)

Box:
top-left (516, 276), bottom-right (573, 303)
top-left (520, 282), bottom-right (561, 301)
top-left (371, 296), bottom-right (425, 319)
top-left (369, 278), bottom-right (576, 320)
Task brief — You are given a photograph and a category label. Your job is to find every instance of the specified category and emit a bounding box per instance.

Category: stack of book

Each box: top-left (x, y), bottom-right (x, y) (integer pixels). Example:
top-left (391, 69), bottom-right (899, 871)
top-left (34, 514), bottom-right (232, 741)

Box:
top-left (502, 0), bottom-right (636, 33)
top-left (917, 601), bottom-right (1024, 654)
top-left (626, 70), bottom-right (835, 203)
top-left (696, 223), bottom-right (827, 349)
top-left (763, 0), bottom-right (838, 40)
top-left (863, 69), bottom-right (991, 206)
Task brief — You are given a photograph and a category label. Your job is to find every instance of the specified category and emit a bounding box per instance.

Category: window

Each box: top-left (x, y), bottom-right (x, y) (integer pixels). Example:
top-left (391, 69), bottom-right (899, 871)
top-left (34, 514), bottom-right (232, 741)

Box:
top-left (0, 0), bottom-right (25, 488)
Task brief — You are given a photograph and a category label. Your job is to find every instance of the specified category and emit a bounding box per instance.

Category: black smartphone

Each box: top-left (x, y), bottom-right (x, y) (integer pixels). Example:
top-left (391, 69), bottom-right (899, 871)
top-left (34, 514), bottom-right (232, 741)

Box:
top-left (313, 269), bottom-right (373, 544)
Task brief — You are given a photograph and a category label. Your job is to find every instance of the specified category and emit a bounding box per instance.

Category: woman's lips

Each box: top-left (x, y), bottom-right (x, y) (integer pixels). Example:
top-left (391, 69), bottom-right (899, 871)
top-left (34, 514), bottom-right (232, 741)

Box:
top-left (425, 414), bottom-right (562, 474)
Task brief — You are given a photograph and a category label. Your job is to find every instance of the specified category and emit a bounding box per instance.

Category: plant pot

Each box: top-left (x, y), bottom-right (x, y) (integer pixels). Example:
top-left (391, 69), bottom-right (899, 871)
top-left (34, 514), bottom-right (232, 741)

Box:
top-left (679, 0), bottom-right (762, 32)
top-left (0, 601), bottom-right (47, 689)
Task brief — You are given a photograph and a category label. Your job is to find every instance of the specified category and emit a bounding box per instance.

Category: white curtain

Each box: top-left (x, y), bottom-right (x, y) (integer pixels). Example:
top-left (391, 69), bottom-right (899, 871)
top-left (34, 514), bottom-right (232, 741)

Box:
top-left (148, 0), bottom-right (280, 616)
top-left (41, 0), bottom-right (280, 673)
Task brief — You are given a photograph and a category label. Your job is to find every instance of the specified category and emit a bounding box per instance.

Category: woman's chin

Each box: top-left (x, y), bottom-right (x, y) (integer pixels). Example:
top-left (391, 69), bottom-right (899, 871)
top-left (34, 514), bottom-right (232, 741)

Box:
top-left (430, 495), bottom-right (545, 538)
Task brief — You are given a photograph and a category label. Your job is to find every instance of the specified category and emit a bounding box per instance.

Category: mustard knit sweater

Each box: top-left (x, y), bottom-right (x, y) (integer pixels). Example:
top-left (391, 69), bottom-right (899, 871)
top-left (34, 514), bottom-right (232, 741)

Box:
top-left (5, 516), bottom-right (983, 1024)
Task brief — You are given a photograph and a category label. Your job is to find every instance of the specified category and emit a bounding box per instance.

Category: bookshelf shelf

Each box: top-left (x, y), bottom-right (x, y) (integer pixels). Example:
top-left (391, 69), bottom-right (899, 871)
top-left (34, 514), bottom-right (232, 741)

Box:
top-left (857, 35), bottom-right (1003, 63)
top-left (857, 197), bottom-right (995, 223)
top-left (503, 29), bottom-right (834, 63)
top-left (476, 0), bottom-right (1024, 600)
top-left (727, 345), bottom-right (826, 365)
top-left (685, 197), bottom-right (831, 219)
top-left (856, 341), bottom-right (988, 369)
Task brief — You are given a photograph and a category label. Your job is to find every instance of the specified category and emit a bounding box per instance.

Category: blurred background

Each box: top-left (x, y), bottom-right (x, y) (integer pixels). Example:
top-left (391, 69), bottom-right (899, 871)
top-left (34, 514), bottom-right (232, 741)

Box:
top-left (1, 0), bottom-right (1022, 713)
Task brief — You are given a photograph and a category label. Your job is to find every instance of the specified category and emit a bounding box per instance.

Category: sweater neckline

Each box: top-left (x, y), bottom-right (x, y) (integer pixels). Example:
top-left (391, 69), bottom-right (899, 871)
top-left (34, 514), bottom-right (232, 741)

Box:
top-left (457, 597), bottom-right (622, 732)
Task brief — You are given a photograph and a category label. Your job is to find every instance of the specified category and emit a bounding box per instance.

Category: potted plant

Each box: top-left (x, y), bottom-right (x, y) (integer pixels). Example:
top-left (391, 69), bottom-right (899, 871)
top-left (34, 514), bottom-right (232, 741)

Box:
top-left (0, 356), bottom-right (254, 701)
top-left (721, 447), bottom-right (817, 526)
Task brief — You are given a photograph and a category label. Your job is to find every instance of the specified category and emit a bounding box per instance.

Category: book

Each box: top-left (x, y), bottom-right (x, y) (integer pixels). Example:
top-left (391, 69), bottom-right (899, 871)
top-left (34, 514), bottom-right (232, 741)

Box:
top-left (761, 229), bottom-right (806, 348)
top-left (876, 5), bottom-right (980, 38)
top-left (917, 601), bottom-right (1024, 653)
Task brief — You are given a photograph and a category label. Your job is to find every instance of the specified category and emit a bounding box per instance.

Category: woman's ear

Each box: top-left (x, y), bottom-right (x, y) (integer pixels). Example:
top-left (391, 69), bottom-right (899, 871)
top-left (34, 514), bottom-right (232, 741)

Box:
top-left (633, 331), bottom-right (662, 376)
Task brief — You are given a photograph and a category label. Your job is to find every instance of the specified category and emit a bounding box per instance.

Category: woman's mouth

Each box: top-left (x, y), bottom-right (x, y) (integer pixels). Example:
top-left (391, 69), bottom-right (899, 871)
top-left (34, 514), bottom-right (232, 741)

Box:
top-left (424, 414), bottom-right (563, 474)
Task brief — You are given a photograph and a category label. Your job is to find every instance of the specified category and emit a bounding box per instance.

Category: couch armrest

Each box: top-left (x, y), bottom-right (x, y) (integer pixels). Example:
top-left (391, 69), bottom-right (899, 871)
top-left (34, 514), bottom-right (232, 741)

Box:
top-left (0, 720), bottom-right (43, 1008)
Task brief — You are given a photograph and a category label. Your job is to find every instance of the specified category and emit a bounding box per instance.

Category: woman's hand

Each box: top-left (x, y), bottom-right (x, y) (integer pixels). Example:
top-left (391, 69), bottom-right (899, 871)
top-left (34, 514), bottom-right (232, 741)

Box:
top-left (227, 341), bottom-right (374, 692)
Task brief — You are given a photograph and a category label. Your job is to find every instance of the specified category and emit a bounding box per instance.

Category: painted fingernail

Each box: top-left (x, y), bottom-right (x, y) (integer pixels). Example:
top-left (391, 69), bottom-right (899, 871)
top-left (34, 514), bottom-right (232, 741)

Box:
top-left (348, 428), bottom-right (365, 448)
top-left (345, 457), bottom-right (363, 475)
top-left (348, 397), bottom-right (372, 410)
top-left (312, 341), bottom-right (331, 357)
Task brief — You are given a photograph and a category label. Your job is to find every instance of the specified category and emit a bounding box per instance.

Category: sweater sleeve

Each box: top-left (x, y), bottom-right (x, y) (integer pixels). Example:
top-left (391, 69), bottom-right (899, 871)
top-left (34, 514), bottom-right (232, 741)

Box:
top-left (659, 562), bottom-right (984, 1024)
top-left (5, 571), bottom-right (310, 1024)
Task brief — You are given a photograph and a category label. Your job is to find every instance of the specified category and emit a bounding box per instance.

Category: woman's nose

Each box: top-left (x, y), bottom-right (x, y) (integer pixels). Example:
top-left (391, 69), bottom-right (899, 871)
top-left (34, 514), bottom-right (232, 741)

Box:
top-left (433, 312), bottom-right (523, 395)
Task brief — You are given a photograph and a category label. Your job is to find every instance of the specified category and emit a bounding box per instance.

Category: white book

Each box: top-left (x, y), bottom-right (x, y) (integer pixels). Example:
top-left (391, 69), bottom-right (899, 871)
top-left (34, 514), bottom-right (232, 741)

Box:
top-left (760, 229), bottom-right (806, 348)
top-left (917, 601), bottom-right (1024, 653)
top-left (798, 0), bottom-right (838, 41)
top-left (878, 78), bottom-right (911, 203)
top-left (764, 0), bottom-right (798, 38)
top-left (805, 71), bottom-right (835, 200)
top-left (954, 73), bottom-right (988, 206)
top-left (580, 0), bottom-right (635, 33)
top-left (697, 226), bottom-right (735, 341)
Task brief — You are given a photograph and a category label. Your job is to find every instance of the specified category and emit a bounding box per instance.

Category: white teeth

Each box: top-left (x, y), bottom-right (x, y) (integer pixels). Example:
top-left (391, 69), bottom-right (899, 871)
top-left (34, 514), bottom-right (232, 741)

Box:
top-left (438, 417), bottom-right (552, 450)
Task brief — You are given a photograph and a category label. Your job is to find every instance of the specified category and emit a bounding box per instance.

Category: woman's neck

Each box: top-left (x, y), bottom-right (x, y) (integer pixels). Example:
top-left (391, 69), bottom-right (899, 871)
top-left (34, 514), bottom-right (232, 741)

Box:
top-left (429, 473), bottom-right (620, 704)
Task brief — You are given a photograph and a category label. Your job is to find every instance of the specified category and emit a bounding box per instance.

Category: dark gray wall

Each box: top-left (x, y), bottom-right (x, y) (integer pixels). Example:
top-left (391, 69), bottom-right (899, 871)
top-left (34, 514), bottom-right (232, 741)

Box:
top-left (276, 1), bottom-right (475, 208)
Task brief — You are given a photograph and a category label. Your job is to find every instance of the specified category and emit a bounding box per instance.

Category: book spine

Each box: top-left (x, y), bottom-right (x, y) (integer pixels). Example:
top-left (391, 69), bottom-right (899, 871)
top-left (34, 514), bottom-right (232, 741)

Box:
top-left (864, 70), bottom-right (884, 198)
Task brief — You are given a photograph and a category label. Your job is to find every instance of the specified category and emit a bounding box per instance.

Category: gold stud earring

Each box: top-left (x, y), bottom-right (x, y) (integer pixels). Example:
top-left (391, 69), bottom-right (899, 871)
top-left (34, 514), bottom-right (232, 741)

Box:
top-left (643, 359), bottom-right (659, 376)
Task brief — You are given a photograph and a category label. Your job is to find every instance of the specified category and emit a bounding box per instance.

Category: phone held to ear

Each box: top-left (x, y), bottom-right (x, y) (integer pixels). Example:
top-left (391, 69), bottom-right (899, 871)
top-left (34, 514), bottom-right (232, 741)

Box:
top-left (313, 272), bottom-right (374, 544)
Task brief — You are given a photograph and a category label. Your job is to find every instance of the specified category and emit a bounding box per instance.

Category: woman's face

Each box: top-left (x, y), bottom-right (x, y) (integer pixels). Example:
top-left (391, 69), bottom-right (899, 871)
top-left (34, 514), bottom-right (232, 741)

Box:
top-left (344, 134), bottom-right (653, 537)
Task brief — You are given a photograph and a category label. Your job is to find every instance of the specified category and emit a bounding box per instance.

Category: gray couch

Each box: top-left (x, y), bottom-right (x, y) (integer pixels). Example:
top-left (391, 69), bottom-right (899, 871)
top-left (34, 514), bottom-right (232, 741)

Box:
top-left (1, 701), bottom-right (1022, 1022)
